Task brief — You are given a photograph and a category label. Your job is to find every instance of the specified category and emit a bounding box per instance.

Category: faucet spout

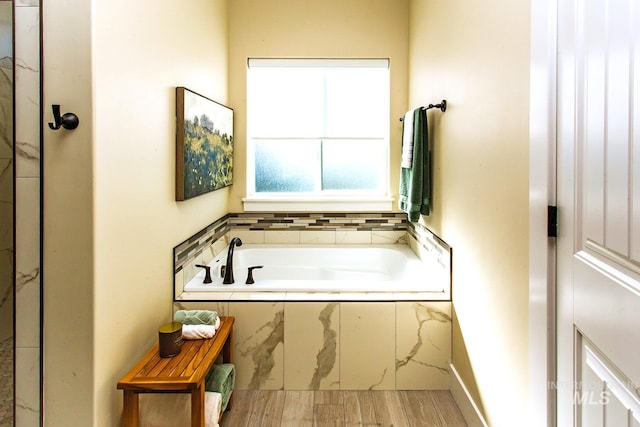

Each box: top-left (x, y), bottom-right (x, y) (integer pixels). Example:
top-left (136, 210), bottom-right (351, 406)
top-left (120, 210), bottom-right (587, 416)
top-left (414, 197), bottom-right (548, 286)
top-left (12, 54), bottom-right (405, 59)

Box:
top-left (222, 237), bottom-right (242, 284)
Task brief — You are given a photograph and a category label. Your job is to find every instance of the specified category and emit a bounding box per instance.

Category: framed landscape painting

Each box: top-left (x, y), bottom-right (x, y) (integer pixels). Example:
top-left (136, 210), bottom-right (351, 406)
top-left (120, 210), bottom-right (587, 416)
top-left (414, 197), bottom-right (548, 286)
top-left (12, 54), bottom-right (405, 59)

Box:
top-left (176, 87), bottom-right (233, 201)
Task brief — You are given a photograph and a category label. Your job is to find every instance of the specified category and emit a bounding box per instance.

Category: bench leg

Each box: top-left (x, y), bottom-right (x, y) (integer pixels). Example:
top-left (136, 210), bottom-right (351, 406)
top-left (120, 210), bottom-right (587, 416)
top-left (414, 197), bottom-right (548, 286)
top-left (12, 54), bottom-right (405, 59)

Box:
top-left (191, 384), bottom-right (205, 426)
top-left (122, 390), bottom-right (139, 427)
top-left (223, 328), bottom-right (234, 410)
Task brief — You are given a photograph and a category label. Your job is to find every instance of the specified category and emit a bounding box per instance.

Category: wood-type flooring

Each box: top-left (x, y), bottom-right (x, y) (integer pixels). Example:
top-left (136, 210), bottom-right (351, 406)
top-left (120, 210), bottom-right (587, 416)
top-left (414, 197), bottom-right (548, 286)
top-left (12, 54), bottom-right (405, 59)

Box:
top-left (220, 390), bottom-right (468, 427)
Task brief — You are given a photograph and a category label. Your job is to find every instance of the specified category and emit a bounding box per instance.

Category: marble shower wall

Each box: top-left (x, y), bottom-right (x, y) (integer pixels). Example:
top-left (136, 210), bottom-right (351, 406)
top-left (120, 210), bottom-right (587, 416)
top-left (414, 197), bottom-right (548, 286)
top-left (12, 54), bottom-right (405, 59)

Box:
top-left (175, 301), bottom-right (451, 391)
top-left (0, 2), bottom-right (12, 343)
top-left (14, 0), bottom-right (42, 425)
top-left (0, 4), bottom-right (14, 423)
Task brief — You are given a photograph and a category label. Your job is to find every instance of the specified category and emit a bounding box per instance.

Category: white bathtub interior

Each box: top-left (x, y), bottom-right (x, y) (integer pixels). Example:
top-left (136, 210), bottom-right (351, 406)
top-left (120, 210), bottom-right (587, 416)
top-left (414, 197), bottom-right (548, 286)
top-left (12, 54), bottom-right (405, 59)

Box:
top-left (177, 242), bottom-right (450, 301)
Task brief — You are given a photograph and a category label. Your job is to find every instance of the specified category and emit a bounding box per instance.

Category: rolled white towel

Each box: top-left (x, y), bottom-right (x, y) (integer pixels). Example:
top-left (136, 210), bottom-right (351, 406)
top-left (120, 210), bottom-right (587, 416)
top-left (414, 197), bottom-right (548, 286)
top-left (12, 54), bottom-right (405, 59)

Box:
top-left (213, 316), bottom-right (221, 329)
top-left (139, 391), bottom-right (222, 427)
top-left (182, 324), bottom-right (216, 340)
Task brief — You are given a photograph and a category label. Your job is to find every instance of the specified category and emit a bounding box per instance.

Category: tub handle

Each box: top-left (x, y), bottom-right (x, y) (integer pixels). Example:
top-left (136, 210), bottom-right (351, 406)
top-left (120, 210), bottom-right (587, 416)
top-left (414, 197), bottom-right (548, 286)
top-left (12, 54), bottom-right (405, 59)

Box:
top-left (246, 266), bottom-right (264, 284)
top-left (195, 264), bottom-right (213, 284)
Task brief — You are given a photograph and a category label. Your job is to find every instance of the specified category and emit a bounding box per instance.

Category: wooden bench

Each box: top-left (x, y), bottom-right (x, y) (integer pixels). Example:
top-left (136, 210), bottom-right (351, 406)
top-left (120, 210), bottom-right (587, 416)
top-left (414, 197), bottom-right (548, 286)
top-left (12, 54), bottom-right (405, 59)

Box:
top-left (117, 316), bottom-right (234, 427)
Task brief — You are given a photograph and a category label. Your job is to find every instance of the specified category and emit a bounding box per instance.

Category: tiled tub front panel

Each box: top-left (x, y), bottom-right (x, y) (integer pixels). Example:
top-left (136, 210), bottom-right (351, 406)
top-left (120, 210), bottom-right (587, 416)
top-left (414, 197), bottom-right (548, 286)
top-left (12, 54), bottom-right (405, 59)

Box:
top-left (174, 300), bottom-right (451, 391)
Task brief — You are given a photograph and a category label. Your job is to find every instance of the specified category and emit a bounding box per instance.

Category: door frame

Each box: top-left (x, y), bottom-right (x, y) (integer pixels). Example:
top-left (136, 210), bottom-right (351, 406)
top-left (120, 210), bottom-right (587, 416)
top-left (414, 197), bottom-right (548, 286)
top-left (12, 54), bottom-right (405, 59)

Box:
top-left (529, 0), bottom-right (558, 425)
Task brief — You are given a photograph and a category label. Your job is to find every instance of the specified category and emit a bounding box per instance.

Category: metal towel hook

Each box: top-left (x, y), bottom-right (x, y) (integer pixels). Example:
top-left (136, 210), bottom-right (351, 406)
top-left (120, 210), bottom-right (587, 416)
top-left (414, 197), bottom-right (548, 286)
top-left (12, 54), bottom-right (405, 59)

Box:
top-left (426, 99), bottom-right (447, 112)
top-left (48, 104), bottom-right (80, 130)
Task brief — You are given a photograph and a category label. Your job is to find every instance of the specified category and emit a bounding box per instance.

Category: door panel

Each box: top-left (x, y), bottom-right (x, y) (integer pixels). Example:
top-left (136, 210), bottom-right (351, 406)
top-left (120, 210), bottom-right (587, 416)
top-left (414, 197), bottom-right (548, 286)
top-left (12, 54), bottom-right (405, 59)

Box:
top-left (574, 253), bottom-right (640, 384)
top-left (579, 340), bottom-right (640, 425)
top-left (558, 0), bottom-right (640, 424)
top-left (579, 351), bottom-right (604, 427)
top-left (604, 391), bottom-right (627, 427)
top-left (583, 0), bottom-right (605, 246)
top-left (602, 0), bottom-right (632, 256)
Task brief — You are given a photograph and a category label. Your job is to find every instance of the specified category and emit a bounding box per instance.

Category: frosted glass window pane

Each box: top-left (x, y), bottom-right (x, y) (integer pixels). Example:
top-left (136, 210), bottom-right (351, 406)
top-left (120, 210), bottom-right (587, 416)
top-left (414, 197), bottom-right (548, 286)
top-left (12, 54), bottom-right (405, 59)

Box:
top-left (322, 140), bottom-right (386, 191)
top-left (255, 140), bottom-right (319, 192)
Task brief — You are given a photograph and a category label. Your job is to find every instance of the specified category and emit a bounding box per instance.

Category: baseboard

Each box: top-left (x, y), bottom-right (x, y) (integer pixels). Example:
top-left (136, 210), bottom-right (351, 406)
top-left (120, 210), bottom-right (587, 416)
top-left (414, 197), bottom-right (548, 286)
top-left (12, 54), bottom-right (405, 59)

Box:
top-left (449, 364), bottom-right (489, 427)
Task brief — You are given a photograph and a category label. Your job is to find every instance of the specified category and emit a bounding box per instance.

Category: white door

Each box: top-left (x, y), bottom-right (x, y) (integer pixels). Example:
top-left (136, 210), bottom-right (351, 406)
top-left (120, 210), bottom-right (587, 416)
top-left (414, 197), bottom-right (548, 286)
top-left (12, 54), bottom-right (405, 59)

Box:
top-left (557, 0), bottom-right (640, 425)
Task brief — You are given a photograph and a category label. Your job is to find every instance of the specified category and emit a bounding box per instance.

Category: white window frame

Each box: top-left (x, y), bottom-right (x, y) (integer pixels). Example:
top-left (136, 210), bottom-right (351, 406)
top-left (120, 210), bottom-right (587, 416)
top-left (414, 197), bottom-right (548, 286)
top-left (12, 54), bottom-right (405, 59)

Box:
top-left (243, 58), bottom-right (393, 212)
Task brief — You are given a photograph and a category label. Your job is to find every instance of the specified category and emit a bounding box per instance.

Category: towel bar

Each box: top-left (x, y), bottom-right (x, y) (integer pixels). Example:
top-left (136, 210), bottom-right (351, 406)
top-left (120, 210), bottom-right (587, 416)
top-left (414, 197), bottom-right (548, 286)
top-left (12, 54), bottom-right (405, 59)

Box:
top-left (399, 100), bottom-right (447, 121)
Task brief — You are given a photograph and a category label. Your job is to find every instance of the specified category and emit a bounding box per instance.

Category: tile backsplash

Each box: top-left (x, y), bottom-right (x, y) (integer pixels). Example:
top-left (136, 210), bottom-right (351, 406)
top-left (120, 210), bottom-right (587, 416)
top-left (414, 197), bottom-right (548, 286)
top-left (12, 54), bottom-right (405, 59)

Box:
top-left (228, 212), bottom-right (406, 231)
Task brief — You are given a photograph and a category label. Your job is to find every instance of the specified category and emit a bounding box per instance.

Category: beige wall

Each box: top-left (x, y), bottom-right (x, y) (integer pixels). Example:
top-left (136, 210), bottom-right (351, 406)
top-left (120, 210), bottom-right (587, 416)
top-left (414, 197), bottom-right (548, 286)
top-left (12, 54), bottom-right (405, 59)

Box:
top-left (227, 0), bottom-right (409, 210)
top-left (408, 0), bottom-right (530, 425)
top-left (43, 0), bottom-right (229, 425)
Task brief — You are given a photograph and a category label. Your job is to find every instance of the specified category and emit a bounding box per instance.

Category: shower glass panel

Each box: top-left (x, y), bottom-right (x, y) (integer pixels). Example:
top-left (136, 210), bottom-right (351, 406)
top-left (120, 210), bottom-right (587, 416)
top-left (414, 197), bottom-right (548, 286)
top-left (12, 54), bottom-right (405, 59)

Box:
top-left (0, 1), bottom-right (14, 425)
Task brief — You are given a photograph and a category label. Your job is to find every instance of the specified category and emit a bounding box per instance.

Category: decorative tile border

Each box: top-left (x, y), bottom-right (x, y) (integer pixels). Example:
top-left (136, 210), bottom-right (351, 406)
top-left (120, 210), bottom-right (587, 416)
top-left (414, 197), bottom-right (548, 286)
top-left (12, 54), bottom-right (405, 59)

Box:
top-left (407, 221), bottom-right (452, 271)
top-left (228, 212), bottom-right (407, 231)
top-left (173, 214), bottom-right (230, 273)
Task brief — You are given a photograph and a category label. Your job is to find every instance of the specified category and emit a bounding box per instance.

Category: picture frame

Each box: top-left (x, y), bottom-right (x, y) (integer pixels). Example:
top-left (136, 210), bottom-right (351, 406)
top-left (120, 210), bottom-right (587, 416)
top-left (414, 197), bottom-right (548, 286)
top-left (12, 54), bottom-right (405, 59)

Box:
top-left (176, 87), bottom-right (233, 201)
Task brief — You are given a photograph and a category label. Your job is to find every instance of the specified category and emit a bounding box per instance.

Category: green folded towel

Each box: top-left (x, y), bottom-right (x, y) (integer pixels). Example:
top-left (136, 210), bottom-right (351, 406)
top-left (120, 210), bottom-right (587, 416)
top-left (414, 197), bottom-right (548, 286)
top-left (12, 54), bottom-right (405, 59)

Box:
top-left (174, 309), bottom-right (218, 326)
top-left (205, 363), bottom-right (235, 411)
top-left (399, 107), bottom-right (431, 222)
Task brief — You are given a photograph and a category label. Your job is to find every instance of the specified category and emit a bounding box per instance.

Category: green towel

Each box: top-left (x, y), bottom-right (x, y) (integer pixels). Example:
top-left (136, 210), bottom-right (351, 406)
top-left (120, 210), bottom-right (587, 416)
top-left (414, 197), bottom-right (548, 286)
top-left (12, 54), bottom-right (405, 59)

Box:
top-left (174, 309), bottom-right (218, 325)
top-left (399, 108), bottom-right (431, 222)
top-left (205, 363), bottom-right (235, 411)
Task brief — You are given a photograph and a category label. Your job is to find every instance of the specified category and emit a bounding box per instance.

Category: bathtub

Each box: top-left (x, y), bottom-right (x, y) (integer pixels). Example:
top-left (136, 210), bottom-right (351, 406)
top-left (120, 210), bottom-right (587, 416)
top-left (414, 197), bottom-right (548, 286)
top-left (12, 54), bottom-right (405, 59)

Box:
top-left (179, 244), bottom-right (449, 300)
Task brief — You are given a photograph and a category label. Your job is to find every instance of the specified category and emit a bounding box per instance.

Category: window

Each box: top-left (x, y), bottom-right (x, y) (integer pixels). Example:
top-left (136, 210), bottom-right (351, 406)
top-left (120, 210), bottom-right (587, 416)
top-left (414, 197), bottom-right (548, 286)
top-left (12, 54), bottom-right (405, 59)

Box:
top-left (244, 58), bottom-right (391, 211)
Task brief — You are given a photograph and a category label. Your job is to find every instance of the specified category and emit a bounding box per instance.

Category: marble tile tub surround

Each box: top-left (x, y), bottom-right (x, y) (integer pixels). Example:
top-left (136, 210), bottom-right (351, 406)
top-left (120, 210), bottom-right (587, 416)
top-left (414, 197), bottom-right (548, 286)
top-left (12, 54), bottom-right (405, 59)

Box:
top-left (173, 212), bottom-right (452, 300)
top-left (174, 301), bottom-right (451, 391)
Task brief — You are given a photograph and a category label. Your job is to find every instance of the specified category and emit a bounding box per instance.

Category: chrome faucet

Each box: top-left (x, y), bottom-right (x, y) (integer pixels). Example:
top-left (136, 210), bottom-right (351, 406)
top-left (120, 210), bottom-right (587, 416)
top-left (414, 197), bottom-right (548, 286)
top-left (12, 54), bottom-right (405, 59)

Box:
top-left (222, 237), bottom-right (243, 284)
